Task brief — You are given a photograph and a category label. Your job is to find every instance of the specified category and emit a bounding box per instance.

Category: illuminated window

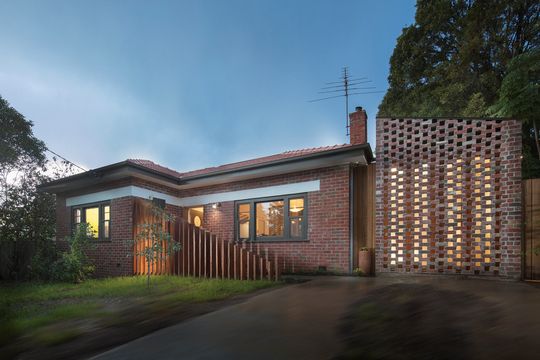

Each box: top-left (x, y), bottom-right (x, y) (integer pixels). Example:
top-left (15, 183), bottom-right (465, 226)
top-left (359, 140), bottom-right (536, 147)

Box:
top-left (289, 198), bottom-right (305, 238)
top-left (72, 202), bottom-right (111, 240)
top-left (236, 194), bottom-right (306, 241)
top-left (187, 206), bottom-right (204, 227)
top-left (237, 204), bottom-right (251, 240)
top-left (85, 207), bottom-right (99, 237)
top-left (256, 201), bottom-right (284, 238)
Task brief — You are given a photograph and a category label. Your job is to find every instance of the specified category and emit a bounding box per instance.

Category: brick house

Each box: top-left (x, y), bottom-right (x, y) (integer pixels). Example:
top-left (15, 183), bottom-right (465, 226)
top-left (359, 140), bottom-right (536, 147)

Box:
top-left (41, 107), bottom-right (375, 277)
top-left (41, 109), bottom-right (523, 279)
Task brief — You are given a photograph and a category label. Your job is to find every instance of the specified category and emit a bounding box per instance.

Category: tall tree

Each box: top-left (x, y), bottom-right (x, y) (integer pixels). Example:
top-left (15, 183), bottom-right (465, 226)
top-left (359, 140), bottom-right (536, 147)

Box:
top-left (0, 95), bottom-right (77, 280)
top-left (490, 50), bottom-right (540, 178)
top-left (379, 0), bottom-right (540, 178)
top-left (379, 0), bottom-right (539, 117)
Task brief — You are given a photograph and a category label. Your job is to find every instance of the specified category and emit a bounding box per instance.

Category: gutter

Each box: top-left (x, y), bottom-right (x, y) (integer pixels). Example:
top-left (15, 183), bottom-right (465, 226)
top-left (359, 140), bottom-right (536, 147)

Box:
top-left (38, 161), bottom-right (184, 192)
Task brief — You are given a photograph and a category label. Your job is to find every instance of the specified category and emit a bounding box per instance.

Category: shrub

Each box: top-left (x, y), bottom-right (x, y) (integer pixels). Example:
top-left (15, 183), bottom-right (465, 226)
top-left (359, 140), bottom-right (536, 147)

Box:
top-left (51, 223), bottom-right (95, 283)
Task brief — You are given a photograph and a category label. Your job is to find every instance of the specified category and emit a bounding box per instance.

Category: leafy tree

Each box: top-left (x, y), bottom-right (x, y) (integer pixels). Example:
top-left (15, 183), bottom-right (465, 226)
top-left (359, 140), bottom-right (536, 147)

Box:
top-left (0, 95), bottom-right (77, 280)
top-left (490, 50), bottom-right (540, 178)
top-left (131, 204), bottom-right (181, 288)
top-left (379, 0), bottom-right (540, 178)
top-left (379, 0), bottom-right (539, 117)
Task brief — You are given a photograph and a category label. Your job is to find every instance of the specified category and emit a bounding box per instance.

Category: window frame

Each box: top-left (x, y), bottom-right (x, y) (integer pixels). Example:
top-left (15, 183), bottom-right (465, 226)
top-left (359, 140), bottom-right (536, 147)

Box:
top-left (234, 193), bottom-right (308, 242)
top-left (71, 201), bottom-right (111, 241)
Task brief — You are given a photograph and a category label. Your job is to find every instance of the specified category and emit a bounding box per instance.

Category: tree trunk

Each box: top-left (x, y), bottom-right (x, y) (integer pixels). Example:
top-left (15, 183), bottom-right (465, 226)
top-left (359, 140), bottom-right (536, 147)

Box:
top-left (147, 261), bottom-right (151, 289)
top-left (533, 119), bottom-right (540, 160)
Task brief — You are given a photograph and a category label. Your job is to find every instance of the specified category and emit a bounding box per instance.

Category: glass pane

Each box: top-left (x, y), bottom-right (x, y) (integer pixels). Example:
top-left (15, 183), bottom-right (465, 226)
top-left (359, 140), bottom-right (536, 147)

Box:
top-left (256, 201), bottom-right (284, 237)
top-left (289, 198), bottom-right (304, 216)
top-left (104, 205), bottom-right (110, 221)
top-left (188, 207), bottom-right (204, 227)
top-left (238, 204), bottom-right (250, 239)
top-left (103, 221), bottom-right (110, 238)
top-left (74, 209), bottom-right (81, 224)
top-left (85, 207), bottom-right (100, 238)
top-left (290, 217), bottom-right (304, 238)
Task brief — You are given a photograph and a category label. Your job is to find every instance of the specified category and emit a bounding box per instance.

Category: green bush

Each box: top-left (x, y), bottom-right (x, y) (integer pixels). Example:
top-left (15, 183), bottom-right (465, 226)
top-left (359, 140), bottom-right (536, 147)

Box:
top-left (51, 223), bottom-right (95, 283)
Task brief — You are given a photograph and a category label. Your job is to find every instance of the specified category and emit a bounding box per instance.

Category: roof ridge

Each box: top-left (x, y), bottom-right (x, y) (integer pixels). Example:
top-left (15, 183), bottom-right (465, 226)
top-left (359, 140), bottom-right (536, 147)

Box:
top-left (281, 143), bottom-right (349, 154)
top-left (127, 143), bottom-right (354, 179)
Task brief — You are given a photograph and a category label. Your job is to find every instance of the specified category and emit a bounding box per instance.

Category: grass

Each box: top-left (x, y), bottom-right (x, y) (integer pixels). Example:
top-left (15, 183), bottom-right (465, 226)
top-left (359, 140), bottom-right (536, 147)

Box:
top-left (0, 276), bottom-right (278, 350)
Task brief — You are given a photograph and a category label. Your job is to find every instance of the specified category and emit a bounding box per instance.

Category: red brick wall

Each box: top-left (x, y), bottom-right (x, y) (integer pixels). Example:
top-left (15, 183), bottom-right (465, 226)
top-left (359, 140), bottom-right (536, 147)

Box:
top-left (376, 118), bottom-right (522, 278)
top-left (349, 107), bottom-right (367, 145)
top-left (179, 165), bottom-right (352, 273)
top-left (55, 187), bottom-right (184, 278)
top-left (56, 196), bottom-right (135, 277)
top-left (55, 166), bottom-right (352, 275)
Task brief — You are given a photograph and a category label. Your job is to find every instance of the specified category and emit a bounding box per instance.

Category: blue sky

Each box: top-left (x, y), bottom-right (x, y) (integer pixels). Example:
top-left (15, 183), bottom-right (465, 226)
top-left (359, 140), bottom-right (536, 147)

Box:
top-left (0, 0), bottom-right (416, 172)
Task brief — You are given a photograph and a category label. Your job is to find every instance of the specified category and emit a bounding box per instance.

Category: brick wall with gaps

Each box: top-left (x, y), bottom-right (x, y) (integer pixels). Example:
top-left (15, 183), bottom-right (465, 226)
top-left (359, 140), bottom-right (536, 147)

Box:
top-left (375, 118), bottom-right (522, 278)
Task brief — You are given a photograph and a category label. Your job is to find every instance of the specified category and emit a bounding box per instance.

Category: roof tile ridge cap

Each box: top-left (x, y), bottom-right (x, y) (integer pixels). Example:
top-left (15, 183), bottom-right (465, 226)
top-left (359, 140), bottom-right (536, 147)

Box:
top-left (127, 159), bottom-right (183, 176)
top-left (281, 143), bottom-right (349, 154)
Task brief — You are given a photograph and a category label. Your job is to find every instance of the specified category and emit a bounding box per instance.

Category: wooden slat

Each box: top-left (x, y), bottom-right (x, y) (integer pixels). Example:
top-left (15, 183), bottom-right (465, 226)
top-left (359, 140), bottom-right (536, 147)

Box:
top-left (275, 253), bottom-right (279, 280)
top-left (132, 202), bottom-right (281, 280)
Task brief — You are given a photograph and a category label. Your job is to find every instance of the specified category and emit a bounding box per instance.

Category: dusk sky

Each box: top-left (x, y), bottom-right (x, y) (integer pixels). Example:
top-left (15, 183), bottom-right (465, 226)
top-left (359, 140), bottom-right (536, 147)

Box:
top-left (0, 0), bottom-right (416, 172)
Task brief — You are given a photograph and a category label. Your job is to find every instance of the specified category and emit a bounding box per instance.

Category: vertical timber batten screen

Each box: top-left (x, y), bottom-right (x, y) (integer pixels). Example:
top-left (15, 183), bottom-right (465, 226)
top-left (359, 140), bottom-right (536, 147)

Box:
top-left (133, 199), bottom-right (280, 280)
top-left (376, 118), bottom-right (521, 278)
top-left (523, 179), bottom-right (540, 280)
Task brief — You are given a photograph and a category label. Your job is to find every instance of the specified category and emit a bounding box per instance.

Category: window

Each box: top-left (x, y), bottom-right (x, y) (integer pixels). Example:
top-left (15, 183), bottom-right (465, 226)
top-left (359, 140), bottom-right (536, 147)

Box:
top-left (236, 194), bottom-right (307, 241)
top-left (238, 203), bottom-right (251, 240)
top-left (256, 200), bottom-right (284, 237)
top-left (72, 202), bottom-right (111, 240)
top-left (187, 206), bottom-right (204, 227)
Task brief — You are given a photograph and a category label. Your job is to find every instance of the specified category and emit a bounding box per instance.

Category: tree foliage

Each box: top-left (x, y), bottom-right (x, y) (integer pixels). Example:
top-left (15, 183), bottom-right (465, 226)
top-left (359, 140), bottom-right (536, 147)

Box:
top-left (490, 50), bottom-right (540, 177)
top-left (130, 204), bottom-right (181, 288)
top-left (0, 95), bottom-right (78, 280)
top-left (379, 0), bottom-right (539, 117)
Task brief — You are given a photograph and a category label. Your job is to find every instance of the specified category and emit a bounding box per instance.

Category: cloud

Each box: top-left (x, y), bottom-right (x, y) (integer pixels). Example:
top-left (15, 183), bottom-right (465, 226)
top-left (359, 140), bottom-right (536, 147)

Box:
top-left (0, 54), bottom-right (151, 169)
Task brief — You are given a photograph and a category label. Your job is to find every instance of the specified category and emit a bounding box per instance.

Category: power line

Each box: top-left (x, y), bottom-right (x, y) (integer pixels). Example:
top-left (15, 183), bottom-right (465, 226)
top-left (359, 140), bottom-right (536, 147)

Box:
top-left (46, 148), bottom-right (87, 172)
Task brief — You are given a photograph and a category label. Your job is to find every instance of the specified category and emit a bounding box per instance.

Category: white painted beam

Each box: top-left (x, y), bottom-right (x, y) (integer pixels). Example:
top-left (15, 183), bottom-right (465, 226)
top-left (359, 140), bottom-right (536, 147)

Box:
top-left (65, 180), bottom-right (321, 207)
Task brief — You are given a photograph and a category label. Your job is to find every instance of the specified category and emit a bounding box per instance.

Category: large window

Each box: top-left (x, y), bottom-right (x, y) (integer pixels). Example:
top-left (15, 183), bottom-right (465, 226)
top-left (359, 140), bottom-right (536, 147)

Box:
top-left (72, 202), bottom-right (111, 240)
top-left (236, 194), bottom-right (307, 241)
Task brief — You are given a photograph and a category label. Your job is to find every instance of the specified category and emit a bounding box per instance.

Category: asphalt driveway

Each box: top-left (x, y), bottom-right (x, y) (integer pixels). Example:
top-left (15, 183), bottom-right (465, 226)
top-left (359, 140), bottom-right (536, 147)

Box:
top-left (92, 276), bottom-right (540, 360)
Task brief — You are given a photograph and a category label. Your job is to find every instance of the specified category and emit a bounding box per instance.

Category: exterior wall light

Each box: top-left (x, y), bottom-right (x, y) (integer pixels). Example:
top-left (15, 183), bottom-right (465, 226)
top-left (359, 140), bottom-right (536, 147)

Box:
top-left (212, 202), bottom-right (221, 209)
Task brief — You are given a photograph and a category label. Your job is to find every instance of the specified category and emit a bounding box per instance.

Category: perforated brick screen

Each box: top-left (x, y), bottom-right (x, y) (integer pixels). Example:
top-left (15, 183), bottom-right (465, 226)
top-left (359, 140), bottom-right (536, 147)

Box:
top-left (376, 118), bottom-right (521, 278)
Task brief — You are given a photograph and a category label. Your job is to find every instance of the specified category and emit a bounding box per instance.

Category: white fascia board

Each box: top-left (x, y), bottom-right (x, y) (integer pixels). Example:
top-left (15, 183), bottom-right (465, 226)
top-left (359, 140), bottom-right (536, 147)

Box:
top-left (66, 186), bottom-right (183, 207)
top-left (177, 180), bottom-right (320, 207)
top-left (66, 180), bottom-right (320, 208)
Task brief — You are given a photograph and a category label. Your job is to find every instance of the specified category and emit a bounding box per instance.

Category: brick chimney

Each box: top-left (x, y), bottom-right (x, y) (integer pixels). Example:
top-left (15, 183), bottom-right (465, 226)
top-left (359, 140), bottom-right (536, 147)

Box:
top-left (349, 106), bottom-right (367, 144)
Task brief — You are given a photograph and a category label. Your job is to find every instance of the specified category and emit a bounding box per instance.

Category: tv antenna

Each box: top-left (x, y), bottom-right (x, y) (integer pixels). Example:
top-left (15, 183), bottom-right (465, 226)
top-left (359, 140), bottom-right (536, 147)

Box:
top-left (309, 67), bottom-right (384, 136)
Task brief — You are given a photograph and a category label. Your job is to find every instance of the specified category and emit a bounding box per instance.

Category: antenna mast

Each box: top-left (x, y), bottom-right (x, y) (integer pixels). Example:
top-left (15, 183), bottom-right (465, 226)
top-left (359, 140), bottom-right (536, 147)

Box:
top-left (309, 67), bottom-right (383, 137)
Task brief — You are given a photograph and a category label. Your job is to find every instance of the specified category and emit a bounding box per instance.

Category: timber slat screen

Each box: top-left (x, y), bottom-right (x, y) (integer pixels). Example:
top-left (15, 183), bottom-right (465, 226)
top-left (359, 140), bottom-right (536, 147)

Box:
top-left (133, 200), bottom-right (279, 280)
top-left (523, 179), bottom-right (540, 280)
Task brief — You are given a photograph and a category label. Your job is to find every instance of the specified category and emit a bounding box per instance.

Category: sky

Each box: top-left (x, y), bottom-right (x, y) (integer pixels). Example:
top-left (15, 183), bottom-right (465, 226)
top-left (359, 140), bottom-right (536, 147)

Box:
top-left (0, 0), bottom-right (416, 172)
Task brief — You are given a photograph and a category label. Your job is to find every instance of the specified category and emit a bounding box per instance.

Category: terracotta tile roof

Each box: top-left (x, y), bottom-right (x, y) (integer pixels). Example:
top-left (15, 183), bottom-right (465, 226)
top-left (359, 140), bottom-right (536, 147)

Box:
top-left (128, 143), bottom-right (353, 180)
top-left (127, 159), bottom-right (184, 178)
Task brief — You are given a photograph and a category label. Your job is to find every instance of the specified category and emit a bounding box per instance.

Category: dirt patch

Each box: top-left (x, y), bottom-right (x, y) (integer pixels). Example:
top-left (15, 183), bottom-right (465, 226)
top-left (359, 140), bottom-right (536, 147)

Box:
top-left (336, 283), bottom-right (506, 360)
